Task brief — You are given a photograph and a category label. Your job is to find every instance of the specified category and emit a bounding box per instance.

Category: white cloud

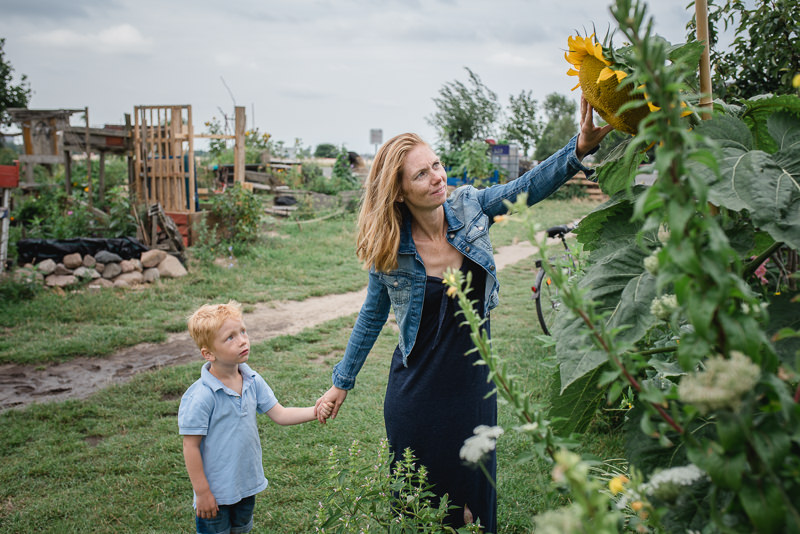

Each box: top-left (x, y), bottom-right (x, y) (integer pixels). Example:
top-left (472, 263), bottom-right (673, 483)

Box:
top-left (27, 24), bottom-right (152, 55)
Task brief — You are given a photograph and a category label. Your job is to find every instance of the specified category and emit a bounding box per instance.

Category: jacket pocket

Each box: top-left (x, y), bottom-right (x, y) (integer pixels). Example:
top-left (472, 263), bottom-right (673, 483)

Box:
top-left (379, 272), bottom-right (412, 308)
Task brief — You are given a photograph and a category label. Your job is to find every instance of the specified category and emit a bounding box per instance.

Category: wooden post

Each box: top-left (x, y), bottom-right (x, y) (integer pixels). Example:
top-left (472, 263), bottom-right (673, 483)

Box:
top-left (234, 106), bottom-right (246, 184)
top-left (85, 106), bottom-right (92, 208)
top-left (64, 149), bottom-right (72, 195)
top-left (695, 0), bottom-right (713, 120)
top-left (98, 151), bottom-right (106, 206)
top-left (187, 105), bottom-right (195, 212)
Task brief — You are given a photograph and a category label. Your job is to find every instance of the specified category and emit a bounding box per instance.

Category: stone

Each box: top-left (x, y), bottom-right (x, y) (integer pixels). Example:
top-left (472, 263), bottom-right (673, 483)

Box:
top-left (120, 259), bottom-right (136, 273)
top-left (143, 267), bottom-right (160, 283)
top-left (82, 255), bottom-right (97, 268)
top-left (141, 249), bottom-right (167, 268)
top-left (102, 262), bottom-right (122, 279)
top-left (114, 271), bottom-right (144, 285)
top-left (95, 262), bottom-right (105, 274)
top-left (131, 259), bottom-right (143, 272)
top-left (157, 255), bottom-right (188, 278)
top-left (63, 252), bottom-right (83, 269)
top-left (54, 263), bottom-right (73, 275)
top-left (95, 250), bottom-right (123, 264)
top-left (73, 266), bottom-right (100, 280)
top-left (14, 267), bottom-right (43, 284)
top-left (45, 274), bottom-right (77, 287)
top-left (37, 259), bottom-right (57, 275)
top-left (113, 279), bottom-right (130, 288)
top-left (88, 279), bottom-right (114, 289)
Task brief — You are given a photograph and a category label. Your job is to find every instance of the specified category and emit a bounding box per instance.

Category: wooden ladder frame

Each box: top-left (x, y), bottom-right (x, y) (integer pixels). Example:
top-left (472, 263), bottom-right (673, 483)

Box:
top-left (132, 105), bottom-right (196, 213)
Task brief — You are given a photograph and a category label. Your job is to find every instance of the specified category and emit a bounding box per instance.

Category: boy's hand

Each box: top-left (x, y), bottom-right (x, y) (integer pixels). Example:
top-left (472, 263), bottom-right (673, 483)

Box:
top-left (195, 489), bottom-right (218, 519)
top-left (317, 401), bottom-right (334, 422)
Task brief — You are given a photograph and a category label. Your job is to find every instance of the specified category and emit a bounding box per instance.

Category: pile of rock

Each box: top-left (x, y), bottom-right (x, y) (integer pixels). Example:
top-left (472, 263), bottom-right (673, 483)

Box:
top-left (17, 249), bottom-right (188, 289)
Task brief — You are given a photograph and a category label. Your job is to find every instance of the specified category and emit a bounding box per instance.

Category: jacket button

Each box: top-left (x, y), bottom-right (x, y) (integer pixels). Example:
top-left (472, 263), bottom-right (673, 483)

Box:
top-left (449, 233), bottom-right (455, 239)
top-left (477, 226), bottom-right (484, 231)
top-left (489, 264), bottom-right (495, 271)
top-left (393, 281), bottom-right (399, 287)
top-left (465, 246), bottom-right (471, 252)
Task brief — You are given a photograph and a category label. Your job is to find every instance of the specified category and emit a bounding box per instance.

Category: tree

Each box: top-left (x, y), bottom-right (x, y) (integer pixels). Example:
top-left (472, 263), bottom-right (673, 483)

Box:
top-left (503, 90), bottom-right (542, 158)
top-left (533, 93), bottom-right (577, 161)
top-left (687, 0), bottom-right (800, 100)
top-left (0, 38), bottom-right (31, 130)
top-left (427, 67), bottom-right (501, 152)
top-left (314, 143), bottom-right (339, 158)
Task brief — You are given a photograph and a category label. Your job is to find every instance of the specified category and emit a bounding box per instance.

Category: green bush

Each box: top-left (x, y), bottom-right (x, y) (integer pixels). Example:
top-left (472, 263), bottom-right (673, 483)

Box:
top-left (193, 184), bottom-right (264, 258)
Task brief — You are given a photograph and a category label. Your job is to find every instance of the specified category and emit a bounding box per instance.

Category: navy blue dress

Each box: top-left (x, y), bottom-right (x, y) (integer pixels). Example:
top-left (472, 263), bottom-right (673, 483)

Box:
top-left (383, 256), bottom-right (497, 532)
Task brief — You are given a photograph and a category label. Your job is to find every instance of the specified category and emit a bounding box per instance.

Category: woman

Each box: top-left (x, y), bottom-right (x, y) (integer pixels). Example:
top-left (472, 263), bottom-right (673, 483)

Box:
top-left (316, 96), bottom-right (612, 531)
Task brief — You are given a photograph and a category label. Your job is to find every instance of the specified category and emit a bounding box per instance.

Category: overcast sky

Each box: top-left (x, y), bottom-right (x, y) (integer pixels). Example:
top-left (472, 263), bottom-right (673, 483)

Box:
top-left (1, 0), bottom-right (696, 155)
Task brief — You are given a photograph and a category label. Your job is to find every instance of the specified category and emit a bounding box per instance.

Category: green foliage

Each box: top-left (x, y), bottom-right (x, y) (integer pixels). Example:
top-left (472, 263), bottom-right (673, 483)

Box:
top-left (204, 183), bottom-right (263, 248)
top-left (687, 0), bottom-right (800, 100)
top-left (315, 439), bottom-right (481, 533)
top-left (330, 147), bottom-right (360, 191)
top-left (442, 140), bottom-right (496, 187)
top-left (0, 38), bottom-right (31, 128)
top-left (521, 1), bottom-right (800, 531)
top-left (533, 94), bottom-right (578, 161)
top-left (314, 143), bottom-right (340, 158)
top-left (203, 117), bottom-right (283, 166)
top-left (503, 90), bottom-right (542, 158)
top-left (427, 67), bottom-right (501, 152)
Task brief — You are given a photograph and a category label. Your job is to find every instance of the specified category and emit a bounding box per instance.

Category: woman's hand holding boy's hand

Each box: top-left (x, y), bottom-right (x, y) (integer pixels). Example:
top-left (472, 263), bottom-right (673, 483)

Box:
top-left (317, 401), bottom-right (334, 422)
top-left (315, 386), bottom-right (348, 423)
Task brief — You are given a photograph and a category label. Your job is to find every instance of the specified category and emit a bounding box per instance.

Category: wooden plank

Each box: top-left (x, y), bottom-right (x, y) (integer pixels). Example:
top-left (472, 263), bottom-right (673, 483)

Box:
top-left (234, 106), bottom-right (246, 183)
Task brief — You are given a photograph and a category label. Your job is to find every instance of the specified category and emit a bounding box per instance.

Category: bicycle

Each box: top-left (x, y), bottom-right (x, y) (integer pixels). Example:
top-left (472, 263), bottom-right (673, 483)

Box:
top-left (531, 223), bottom-right (577, 336)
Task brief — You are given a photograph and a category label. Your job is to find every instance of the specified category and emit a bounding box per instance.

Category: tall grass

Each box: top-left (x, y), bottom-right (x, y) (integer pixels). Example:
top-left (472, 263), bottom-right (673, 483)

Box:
top-left (0, 199), bottom-right (620, 533)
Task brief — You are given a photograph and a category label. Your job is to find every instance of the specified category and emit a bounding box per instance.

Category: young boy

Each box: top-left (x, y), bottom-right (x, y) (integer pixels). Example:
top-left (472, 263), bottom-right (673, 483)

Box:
top-left (179, 301), bottom-right (332, 534)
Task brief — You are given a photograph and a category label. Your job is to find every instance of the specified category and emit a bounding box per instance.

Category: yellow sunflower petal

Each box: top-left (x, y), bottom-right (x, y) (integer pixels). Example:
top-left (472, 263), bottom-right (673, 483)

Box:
top-left (567, 68), bottom-right (580, 76)
top-left (571, 81), bottom-right (581, 91)
top-left (598, 67), bottom-right (616, 82)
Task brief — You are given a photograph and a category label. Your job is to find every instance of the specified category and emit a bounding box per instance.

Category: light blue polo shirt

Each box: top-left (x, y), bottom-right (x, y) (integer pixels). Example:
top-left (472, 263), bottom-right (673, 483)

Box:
top-left (178, 362), bottom-right (278, 506)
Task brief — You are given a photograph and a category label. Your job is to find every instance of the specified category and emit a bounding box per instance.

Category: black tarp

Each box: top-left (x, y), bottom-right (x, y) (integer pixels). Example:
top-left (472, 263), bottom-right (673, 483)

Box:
top-left (16, 237), bottom-right (149, 265)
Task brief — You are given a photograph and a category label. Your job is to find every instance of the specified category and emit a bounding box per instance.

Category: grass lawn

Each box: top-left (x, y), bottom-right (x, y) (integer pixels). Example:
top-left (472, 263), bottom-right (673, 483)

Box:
top-left (0, 198), bottom-right (622, 533)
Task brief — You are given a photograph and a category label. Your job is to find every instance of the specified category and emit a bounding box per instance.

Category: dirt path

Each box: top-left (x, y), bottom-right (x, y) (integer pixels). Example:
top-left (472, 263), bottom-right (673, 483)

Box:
top-left (0, 240), bottom-right (539, 412)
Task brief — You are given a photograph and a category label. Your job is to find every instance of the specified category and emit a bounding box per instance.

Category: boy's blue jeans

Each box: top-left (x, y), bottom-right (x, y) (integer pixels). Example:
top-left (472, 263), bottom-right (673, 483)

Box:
top-left (195, 495), bottom-right (255, 534)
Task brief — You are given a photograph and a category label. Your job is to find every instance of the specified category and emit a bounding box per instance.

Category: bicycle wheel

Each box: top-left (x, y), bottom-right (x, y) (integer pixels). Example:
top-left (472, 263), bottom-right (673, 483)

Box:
top-left (533, 266), bottom-right (561, 336)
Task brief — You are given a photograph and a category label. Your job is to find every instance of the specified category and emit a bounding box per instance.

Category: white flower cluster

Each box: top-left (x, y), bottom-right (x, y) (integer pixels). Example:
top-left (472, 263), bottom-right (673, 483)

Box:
top-left (678, 351), bottom-right (761, 414)
top-left (643, 248), bottom-right (661, 275)
top-left (459, 425), bottom-right (504, 465)
top-left (650, 294), bottom-right (678, 321)
top-left (643, 464), bottom-right (706, 501)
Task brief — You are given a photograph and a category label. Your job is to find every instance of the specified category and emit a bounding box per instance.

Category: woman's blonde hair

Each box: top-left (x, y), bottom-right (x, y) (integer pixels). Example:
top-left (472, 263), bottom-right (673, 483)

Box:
top-left (187, 300), bottom-right (243, 351)
top-left (356, 133), bottom-right (426, 272)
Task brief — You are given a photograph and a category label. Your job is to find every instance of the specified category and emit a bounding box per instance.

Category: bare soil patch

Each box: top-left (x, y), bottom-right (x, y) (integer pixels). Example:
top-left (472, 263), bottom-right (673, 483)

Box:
top-left (0, 240), bottom-right (540, 412)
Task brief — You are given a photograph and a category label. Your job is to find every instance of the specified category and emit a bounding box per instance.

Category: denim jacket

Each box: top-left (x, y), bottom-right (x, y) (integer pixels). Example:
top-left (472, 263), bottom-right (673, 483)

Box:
top-left (331, 135), bottom-right (593, 390)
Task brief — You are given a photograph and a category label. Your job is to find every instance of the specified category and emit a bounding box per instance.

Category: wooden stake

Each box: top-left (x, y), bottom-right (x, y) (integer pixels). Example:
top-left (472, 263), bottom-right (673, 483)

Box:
top-left (695, 0), bottom-right (713, 120)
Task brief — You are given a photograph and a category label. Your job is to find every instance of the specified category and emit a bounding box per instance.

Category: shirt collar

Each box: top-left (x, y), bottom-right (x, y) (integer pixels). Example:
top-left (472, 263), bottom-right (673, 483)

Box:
top-left (200, 361), bottom-right (256, 393)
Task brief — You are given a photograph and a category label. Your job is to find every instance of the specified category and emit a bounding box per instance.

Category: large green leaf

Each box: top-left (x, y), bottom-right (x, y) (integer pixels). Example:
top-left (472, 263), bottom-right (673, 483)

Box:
top-left (766, 290), bottom-right (800, 367)
top-left (693, 113), bottom-right (800, 250)
top-left (548, 366), bottom-right (605, 435)
top-left (741, 94), bottom-right (800, 153)
top-left (554, 199), bottom-right (658, 392)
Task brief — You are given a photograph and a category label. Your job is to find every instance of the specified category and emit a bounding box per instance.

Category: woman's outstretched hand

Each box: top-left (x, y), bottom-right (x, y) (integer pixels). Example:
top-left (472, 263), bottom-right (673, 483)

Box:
top-left (576, 94), bottom-right (615, 159)
top-left (315, 385), bottom-right (348, 424)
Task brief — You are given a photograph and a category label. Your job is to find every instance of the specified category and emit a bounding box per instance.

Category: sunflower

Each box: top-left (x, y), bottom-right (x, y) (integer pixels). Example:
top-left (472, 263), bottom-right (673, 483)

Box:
top-left (565, 33), bottom-right (651, 135)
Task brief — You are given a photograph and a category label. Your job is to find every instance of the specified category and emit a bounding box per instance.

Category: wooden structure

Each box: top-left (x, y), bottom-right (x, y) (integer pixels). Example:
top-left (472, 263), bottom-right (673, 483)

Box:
top-left (6, 108), bottom-right (82, 186)
top-left (0, 161), bottom-right (20, 273)
top-left (132, 105), bottom-right (196, 213)
top-left (62, 117), bottom-right (133, 205)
